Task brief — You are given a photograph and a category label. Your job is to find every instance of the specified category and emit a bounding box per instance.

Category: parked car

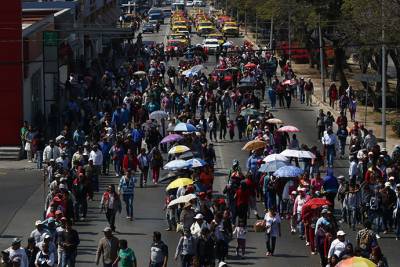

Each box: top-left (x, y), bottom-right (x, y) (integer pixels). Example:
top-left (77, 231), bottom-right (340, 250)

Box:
top-left (142, 23), bottom-right (155, 33)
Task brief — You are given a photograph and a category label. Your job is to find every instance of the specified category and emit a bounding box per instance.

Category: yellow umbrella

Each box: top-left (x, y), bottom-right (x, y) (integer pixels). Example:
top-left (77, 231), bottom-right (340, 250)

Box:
top-left (166, 178), bottom-right (193, 191)
top-left (266, 118), bottom-right (284, 124)
top-left (242, 140), bottom-right (266, 151)
top-left (168, 145), bottom-right (191, 154)
top-left (336, 257), bottom-right (376, 267)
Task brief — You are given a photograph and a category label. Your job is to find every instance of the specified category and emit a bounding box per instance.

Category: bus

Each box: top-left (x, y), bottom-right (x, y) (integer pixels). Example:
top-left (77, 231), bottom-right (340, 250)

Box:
top-left (172, 0), bottom-right (185, 11)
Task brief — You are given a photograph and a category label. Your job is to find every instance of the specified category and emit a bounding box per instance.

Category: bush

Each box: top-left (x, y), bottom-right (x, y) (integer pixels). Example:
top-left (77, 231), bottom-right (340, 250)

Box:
top-left (391, 119), bottom-right (400, 137)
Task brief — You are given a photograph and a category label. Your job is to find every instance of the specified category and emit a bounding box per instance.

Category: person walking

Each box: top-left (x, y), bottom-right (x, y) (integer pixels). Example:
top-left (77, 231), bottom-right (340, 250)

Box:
top-left (304, 78), bottom-right (314, 106)
top-left (232, 220), bottom-right (247, 258)
top-left (100, 185), bottom-right (122, 232)
top-left (149, 146), bottom-right (163, 184)
top-left (174, 229), bottom-right (196, 267)
top-left (316, 109), bottom-right (326, 140)
top-left (113, 239), bottom-right (137, 267)
top-left (328, 82), bottom-right (338, 109)
top-left (58, 219), bottom-right (80, 267)
top-left (264, 207), bottom-right (281, 256)
top-left (137, 148), bottom-right (150, 187)
top-left (149, 232), bottom-right (168, 267)
top-left (118, 169), bottom-right (136, 220)
top-left (96, 227), bottom-right (119, 267)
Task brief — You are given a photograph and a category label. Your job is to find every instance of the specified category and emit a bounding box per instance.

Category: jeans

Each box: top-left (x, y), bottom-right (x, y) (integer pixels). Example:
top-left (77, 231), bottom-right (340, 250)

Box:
top-left (339, 139), bottom-right (346, 156)
top-left (348, 207), bottom-right (358, 230)
top-left (114, 159), bottom-right (122, 175)
top-left (180, 254), bottom-right (193, 267)
top-left (140, 167), bottom-right (149, 187)
top-left (102, 155), bottom-right (110, 174)
top-left (265, 233), bottom-right (277, 254)
top-left (369, 210), bottom-right (382, 234)
top-left (299, 89), bottom-right (305, 103)
top-left (382, 208), bottom-right (393, 231)
top-left (219, 127), bottom-right (227, 140)
top-left (123, 194), bottom-right (134, 218)
top-left (326, 145), bottom-right (335, 167)
top-left (36, 150), bottom-right (43, 169)
top-left (209, 129), bottom-right (217, 141)
top-left (75, 198), bottom-right (88, 220)
top-left (106, 209), bottom-right (117, 231)
top-left (61, 250), bottom-right (77, 267)
top-left (297, 213), bottom-right (305, 236)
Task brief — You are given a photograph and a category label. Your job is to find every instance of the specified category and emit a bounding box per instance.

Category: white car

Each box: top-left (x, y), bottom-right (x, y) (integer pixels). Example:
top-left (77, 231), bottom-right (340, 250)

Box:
top-left (193, 0), bottom-right (205, 6)
top-left (186, 0), bottom-right (194, 7)
top-left (202, 38), bottom-right (220, 54)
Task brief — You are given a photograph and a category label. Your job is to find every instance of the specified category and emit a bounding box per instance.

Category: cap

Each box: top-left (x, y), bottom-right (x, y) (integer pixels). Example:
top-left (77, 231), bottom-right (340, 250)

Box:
top-left (43, 234), bottom-right (51, 240)
top-left (11, 238), bottom-right (22, 245)
top-left (35, 220), bottom-right (43, 226)
top-left (396, 184), bottom-right (400, 188)
top-left (337, 175), bottom-right (345, 180)
top-left (103, 226), bottom-right (112, 232)
top-left (291, 190), bottom-right (297, 195)
top-left (321, 209), bottom-right (328, 214)
top-left (218, 262), bottom-right (227, 267)
top-left (194, 214), bottom-right (204, 220)
top-left (389, 176), bottom-right (395, 180)
top-left (337, 230), bottom-right (346, 236)
top-left (385, 182), bottom-right (391, 187)
top-left (368, 151), bottom-right (374, 155)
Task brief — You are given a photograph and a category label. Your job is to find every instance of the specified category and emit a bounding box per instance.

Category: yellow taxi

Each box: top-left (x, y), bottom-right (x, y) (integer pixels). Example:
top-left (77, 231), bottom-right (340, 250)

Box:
top-left (168, 33), bottom-right (190, 46)
top-left (197, 20), bottom-right (216, 36)
top-left (171, 20), bottom-right (191, 32)
top-left (222, 21), bottom-right (239, 37)
top-left (207, 33), bottom-right (226, 45)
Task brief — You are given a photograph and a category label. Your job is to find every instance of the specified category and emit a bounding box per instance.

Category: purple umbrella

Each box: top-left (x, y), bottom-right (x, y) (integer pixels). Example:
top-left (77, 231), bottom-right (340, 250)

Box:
top-left (160, 134), bottom-right (184, 144)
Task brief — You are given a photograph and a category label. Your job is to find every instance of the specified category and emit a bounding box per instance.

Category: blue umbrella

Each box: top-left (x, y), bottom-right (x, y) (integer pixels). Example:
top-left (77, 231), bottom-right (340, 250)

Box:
top-left (174, 122), bottom-right (197, 132)
top-left (186, 158), bottom-right (207, 168)
top-left (273, 165), bottom-right (304, 178)
top-left (258, 161), bottom-right (288, 173)
top-left (164, 160), bottom-right (189, 170)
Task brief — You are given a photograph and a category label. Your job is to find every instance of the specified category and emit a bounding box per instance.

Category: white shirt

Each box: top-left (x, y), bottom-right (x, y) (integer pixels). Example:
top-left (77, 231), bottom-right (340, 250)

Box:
top-left (35, 250), bottom-right (55, 267)
top-left (43, 145), bottom-right (61, 162)
top-left (233, 226), bottom-right (247, 239)
top-left (321, 132), bottom-right (338, 146)
top-left (89, 150), bottom-right (103, 166)
top-left (190, 221), bottom-right (210, 238)
top-left (328, 238), bottom-right (347, 258)
top-left (264, 213), bottom-right (281, 237)
top-left (349, 161), bottom-right (359, 177)
top-left (8, 247), bottom-right (29, 267)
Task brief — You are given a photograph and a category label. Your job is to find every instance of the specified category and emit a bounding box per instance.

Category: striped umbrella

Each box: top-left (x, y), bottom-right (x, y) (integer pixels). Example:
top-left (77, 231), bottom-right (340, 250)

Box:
top-left (174, 122), bottom-right (197, 132)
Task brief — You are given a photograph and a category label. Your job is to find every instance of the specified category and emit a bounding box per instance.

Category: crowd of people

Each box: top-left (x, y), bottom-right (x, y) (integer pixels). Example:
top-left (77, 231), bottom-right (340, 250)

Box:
top-left (4, 8), bottom-right (400, 267)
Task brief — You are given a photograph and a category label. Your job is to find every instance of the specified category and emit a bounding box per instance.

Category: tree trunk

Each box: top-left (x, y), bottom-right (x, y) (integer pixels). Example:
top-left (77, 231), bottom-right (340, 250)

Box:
top-left (331, 46), bottom-right (348, 87)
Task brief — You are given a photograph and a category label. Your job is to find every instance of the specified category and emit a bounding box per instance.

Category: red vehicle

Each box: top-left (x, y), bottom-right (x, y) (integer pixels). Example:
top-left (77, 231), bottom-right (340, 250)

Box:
top-left (278, 41), bottom-right (334, 64)
top-left (165, 39), bottom-right (186, 56)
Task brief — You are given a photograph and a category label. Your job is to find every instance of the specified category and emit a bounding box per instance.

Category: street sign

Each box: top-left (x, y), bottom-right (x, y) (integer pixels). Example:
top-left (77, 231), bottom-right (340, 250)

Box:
top-left (353, 73), bottom-right (382, 82)
top-left (43, 31), bottom-right (58, 46)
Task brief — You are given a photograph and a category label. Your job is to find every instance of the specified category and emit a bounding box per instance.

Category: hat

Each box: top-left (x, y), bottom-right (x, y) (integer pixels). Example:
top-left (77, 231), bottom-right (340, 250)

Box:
top-left (103, 226), bottom-right (112, 232)
top-left (321, 209), bottom-right (328, 214)
top-left (194, 214), bottom-right (204, 220)
top-left (337, 230), bottom-right (346, 236)
top-left (389, 176), bottom-right (395, 180)
top-left (55, 173), bottom-right (62, 178)
top-left (385, 182), bottom-right (391, 187)
top-left (291, 190), bottom-right (297, 195)
top-left (35, 220), bottom-right (43, 226)
top-left (396, 184), bottom-right (400, 188)
top-left (337, 175), bottom-right (345, 180)
top-left (368, 151), bottom-right (374, 155)
top-left (232, 159), bottom-right (239, 165)
top-left (43, 234), bottom-right (51, 240)
top-left (218, 262), bottom-right (227, 267)
top-left (49, 159), bottom-right (55, 162)
top-left (11, 238), bottom-right (21, 246)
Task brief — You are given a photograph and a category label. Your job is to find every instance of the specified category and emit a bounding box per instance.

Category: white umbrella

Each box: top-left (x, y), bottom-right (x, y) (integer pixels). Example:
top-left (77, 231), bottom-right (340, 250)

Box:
top-left (133, 70), bottom-right (146, 75)
top-left (149, 110), bottom-right (168, 120)
top-left (167, 193), bottom-right (197, 207)
top-left (263, 153), bottom-right (289, 163)
top-left (163, 160), bottom-right (189, 170)
top-left (280, 149), bottom-right (316, 159)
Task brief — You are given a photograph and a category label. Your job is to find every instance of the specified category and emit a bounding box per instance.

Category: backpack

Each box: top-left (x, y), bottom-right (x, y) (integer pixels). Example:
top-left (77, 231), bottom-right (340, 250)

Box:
top-left (358, 229), bottom-right (374, 250)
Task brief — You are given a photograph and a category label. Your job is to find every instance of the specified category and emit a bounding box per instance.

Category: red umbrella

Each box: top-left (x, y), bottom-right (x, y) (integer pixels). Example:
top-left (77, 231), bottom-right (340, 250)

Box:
top-left (277, 125), bottom-right (300, 133)
top-left (244, 62), bottom-right (256, 69)
top-left (303, 198), bottom-right (331, 210)
top-left (282, 79), bottom-right (297, 86)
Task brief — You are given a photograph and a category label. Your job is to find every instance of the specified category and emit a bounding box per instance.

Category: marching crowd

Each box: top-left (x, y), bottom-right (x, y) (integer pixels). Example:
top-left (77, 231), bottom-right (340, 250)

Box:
top-left (4, 14), bottom-right (400, 267)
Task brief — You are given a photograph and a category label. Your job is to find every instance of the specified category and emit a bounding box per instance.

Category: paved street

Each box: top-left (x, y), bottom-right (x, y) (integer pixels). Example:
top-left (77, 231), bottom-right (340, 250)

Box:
top-left (0, 5), bottom-right (399, 267)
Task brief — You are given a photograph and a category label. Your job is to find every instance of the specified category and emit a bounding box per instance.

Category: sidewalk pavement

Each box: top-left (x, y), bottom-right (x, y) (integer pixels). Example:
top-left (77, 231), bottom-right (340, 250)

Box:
top-left (0, 160), bottom-right (38, 170)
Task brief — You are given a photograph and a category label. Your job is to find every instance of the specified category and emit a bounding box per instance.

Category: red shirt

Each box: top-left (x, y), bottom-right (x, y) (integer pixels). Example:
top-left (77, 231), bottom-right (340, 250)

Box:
top-left (235, 188), bottom-right (250, 206)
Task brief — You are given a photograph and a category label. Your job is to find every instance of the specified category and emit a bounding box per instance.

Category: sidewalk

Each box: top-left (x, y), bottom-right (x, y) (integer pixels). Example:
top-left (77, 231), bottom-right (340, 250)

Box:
top-left (0, 160), bottom-right (38, 170)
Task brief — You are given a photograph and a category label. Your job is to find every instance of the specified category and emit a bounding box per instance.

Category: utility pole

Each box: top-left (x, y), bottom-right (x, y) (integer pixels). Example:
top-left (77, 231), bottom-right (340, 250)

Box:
top-left (288, 11), bottom-right (292, 64)
top-left (244, 8), bottom-right (247, 35)
top-left (319, 14), bottom-right (326, 102)
top-left (255, 11), bottom-right (258, 45)
top-left (381, 0), bottom-right (387, 148)
top-left (269, 17), bottom-right (274, 52)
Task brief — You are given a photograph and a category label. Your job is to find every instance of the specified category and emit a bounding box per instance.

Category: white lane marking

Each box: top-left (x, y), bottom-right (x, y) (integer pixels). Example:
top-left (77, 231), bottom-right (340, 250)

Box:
top-left (214, 143), bottom-right (227, 193)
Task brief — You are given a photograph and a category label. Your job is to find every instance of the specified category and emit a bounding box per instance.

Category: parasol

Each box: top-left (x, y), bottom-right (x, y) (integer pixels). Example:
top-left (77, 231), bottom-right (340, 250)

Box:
top-left (242, 140), bottom-right (266, 151)
top-left (166, 178), bottom-right (193, 191)
top-left (277, 125), bottom-right (300, 132)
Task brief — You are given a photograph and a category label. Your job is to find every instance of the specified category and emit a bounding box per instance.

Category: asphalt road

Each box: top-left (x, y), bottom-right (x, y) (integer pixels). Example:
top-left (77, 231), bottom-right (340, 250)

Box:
top-left (0, 6), bottom-right (398, 267)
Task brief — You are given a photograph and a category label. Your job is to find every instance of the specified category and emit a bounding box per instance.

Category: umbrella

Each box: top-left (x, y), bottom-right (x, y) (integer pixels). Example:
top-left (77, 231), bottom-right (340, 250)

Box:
top-left (277, 125), bottom-right (300, 132)
top-left (258, 161), bottom-right (288, 173)
top-left (186, 158), bottom-right (207, 168)
top-left (263, 154), bottom-right (289, 163)
top-left (159, 171), bottom-right (181, 183)
top-left (166, 178), bottom-right (193, 191)
top-left (336, 257), bottom-right (376, 267)
top-left (239, 76), bottom-right (256, 85)
top-left (280, 149), bottom-right (316, 159)
top-left (160, 134), bottom-right (184, 144)
top-left (266, 118), bottom-right (284, 124)
top-left (168, 145), bottom-right (191, 154)
top-left (167, 193), bottom-right (197, 207)
top-left (222, 41), bottom-right (233, 47)
top-left (178, 151), bottom-right (194, 160)
top-left (244, 62), bottom-right (256, 69)
top-left (149, 110), bottom-right (168, 120)
top-left (174, 122), bottom-right (197, 132)
top-left (134, 70), bottom-right (146, 75)
top-left (282, 79), bottom-right (297, 86)
top-left (303, 198), bottom-right (331, 210)
top-left (242, 140), bottom-right (266, 151)
top-left (164, 159), bottom-right (189, 170)
top-left (182, 65), bottom-right (205, 77)
top-left (273, 165), bottom-right (304, 178)
top-left (240, 108), bottom-right (260, 117)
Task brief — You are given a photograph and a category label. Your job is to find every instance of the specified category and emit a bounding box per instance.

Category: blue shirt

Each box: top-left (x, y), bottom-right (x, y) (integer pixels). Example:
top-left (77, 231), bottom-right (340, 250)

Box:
top-left (119, 176), bottom-right (136, 196)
